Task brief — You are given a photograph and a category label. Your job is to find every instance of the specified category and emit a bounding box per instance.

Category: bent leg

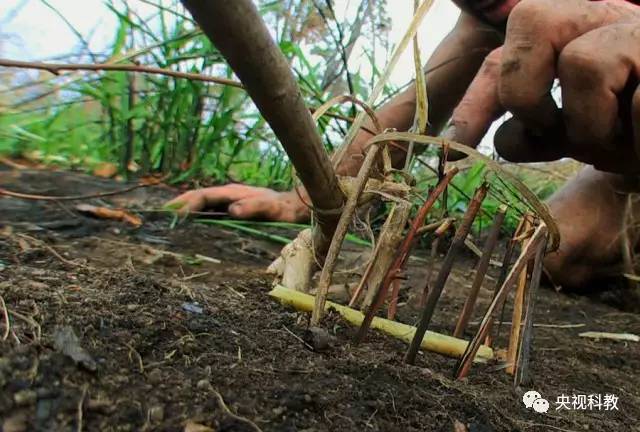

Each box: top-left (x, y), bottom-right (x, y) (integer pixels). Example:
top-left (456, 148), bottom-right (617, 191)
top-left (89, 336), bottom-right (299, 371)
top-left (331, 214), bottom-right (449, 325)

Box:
top-left (544, 166), bottom-right (638, 289)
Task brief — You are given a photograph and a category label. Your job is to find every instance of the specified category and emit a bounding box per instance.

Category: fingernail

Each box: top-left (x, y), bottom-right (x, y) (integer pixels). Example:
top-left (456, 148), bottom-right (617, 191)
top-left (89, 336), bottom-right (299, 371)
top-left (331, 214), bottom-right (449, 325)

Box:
top-left (228, 202), bottom-right (244, 217)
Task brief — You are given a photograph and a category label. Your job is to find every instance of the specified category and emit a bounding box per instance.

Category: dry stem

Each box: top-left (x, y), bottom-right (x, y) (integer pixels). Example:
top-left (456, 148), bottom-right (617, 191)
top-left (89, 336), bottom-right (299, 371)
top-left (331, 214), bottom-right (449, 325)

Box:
top-left (405, 184), bottom-right (487, 364)
top-left (453, 206), bottom-right (506, 338)
top-left (311, 144), bottom-right (381, 325)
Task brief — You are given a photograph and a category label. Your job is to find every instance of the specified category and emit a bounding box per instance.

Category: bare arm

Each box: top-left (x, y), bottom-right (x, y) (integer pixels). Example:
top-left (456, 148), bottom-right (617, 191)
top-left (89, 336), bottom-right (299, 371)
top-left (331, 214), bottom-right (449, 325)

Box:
top-left (337, 12), bottom-right (502, 175)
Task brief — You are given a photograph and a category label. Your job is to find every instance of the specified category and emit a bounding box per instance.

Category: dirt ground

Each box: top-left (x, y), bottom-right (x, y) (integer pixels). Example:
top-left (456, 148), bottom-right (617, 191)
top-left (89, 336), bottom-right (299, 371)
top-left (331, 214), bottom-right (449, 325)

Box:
top-left (1, 166), bottom-right (639, 432)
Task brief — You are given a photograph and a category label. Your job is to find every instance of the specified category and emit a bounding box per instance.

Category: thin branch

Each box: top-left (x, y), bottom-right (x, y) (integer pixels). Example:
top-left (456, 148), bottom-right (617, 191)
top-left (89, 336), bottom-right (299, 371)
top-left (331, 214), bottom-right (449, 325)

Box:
top-left (0, 58), bottom-right (243, 88)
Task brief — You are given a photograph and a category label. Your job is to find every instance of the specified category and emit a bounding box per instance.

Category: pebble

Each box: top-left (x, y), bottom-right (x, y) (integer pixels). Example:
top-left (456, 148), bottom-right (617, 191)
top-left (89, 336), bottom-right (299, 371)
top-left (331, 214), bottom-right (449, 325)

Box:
top-left (149, 404), bottom-right (165, 423)
top-left (272, 406), bottom-right (285, 416)
top-left (147, 368), bottom-right (163, 384)
top-left (196, 379), bottom-right (211, 391)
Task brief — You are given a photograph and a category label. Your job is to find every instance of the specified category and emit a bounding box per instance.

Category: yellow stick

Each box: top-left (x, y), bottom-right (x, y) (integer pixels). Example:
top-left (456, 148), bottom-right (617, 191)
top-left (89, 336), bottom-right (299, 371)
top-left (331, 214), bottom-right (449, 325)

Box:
top-left (269, 285), bottom-right (493, 363)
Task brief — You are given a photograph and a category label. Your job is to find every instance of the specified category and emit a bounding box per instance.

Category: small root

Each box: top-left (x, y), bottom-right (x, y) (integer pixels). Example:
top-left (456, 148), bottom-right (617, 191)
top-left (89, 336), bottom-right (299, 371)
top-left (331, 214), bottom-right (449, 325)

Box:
top-left (212, 388), bottom-right (263, 432)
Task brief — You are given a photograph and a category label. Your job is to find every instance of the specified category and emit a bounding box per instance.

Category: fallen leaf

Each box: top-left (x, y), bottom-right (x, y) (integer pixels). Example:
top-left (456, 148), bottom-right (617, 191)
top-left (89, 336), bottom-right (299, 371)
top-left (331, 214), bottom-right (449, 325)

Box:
top-left (76, 204), bottom-right (142, 227)
top-left (93, 162), bottom-right (118, 178)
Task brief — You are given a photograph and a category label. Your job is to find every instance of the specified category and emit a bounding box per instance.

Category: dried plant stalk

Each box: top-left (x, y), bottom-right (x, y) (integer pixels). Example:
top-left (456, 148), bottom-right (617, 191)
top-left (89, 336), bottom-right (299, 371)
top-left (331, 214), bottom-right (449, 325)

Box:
top-left (405, 184), bottom-right (488, 365)
top-left (362, 131), bottom-right (560, 251)
top-left (454, 224), bottom-right (548, 380)
top-left (453, 206), bottom-right (506, 338)
top-left (506, 216), bottom-right (534, 374)
top-left (514, 233), bottom-right (548, 388)
top-left (311, 144), bottom-right (382, 325)
top-left (355, 168), bottom-right (459, 343)
top-left (352, 202), bottom-right (412, 309)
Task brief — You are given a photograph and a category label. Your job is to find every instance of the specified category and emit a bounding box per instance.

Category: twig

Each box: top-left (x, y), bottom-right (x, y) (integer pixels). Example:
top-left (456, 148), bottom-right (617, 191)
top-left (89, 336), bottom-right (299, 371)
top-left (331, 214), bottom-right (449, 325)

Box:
top-left (507, 216), bottom-right (534, 375)
top-left (17, 234), bottom-right (83, 268)
top-left (453, 206), bottom-right (506, 338)
top-left (311, 143), bottom-right (381, 325)
top-left (484, 219), bottom-right (527, 346)
top-left (355, 168), bottom-right (459, 343)
top-left (0, 58), bottom-right (243, 88)
top-left (212, 389), bottom-right (263, 432)
top-left (9, 310), bottom-right (42, 342)
top-left (0, 295), bottom-right (10, 340)
top-left (77, 384), bottom-right (89, 432)
top-left (454, 224), bottom-right (548, 379)
top-left (282, 326), bottom-right (313, 350)
top-left (514, 232), bottom-right (548, 387)
top-left (0, 178), bottom-right (162, 201)
top-left (125, 343), bottom-right (144, 373)
top-left (405, 184), bottom-right (488, 365)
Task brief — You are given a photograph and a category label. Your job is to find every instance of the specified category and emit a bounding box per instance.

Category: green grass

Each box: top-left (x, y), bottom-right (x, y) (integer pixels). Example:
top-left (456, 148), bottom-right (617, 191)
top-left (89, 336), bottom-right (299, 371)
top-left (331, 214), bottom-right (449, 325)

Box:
top-left (0, 0), bottom-right (562, 234)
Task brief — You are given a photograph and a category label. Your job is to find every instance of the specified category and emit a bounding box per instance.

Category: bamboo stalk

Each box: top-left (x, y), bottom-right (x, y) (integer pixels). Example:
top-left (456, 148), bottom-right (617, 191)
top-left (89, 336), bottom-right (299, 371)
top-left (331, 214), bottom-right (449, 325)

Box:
top-left (506, 216), bottom-right (534, 375)
top-left (181, 0), bottom-right (345, 262)
top-left (355, 168), bottom-right (459, 343)
top-left (514, 233), bottom-right (548, 388)
top-left (453, 206), bottom-right (506, 338)
top-left (269, 285), bottom-right (493, 362)
top-left (311, 144), bottom-right (381, 325)
top-left (405, 184), bottom-right (488, 365)
top-left (454, 224), bottom-right (548, 379)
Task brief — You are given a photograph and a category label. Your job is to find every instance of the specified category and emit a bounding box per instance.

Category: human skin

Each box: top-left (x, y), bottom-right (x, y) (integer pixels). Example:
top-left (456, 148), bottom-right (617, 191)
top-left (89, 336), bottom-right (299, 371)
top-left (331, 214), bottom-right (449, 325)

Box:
top-left (169, 0), bottom-right (640, 289)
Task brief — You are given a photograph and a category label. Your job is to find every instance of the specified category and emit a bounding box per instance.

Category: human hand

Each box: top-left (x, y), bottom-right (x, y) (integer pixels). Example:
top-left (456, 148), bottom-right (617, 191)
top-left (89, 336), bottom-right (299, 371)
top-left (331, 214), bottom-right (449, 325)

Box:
top-left (445, 0), bottom-right (640, 173)
top-left (165, 184), bottom-right (310, 222)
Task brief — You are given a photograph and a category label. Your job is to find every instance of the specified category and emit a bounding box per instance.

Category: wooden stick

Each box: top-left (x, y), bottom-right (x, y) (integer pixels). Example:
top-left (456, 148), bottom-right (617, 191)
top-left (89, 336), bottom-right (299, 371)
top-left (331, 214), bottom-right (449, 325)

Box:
top-left (311, 145), bottom-right (381, 325)
top-left (453, 206), bottom-right (506, 338)
top-left (514, 233), bottom-right (548, 388)
top-left (181, 0), bottom-right (345, 262)
top-left (506, 216), bottom-right (534, 375)
top-left (355, 168), bottom-right (459, 343)
top-left (0, 58), bottom-right (244, 88)
top-left (483, 238), bottom-right (516, 347)
top-left (405, 184), bottom-right (488, 365)
top-left (453, 224), bottom-right (548, 380)
top-left (419, 218), bottom-right (455, 308)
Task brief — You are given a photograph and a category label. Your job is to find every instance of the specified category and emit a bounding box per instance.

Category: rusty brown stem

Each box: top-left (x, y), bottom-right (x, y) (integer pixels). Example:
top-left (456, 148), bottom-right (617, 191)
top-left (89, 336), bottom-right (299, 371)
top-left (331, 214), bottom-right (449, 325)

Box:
top-left (506, 216), bottom-right (534, 374)
top-left (405, 184), bottom-right (488, 365)
top-left (354, 168), bottom-right (459, 343)
top-left (514, 233), bottom-right (548, 388)
top-left (454, 224), bottom-right (548, 380)
top-left (453, 206), bottom-right (506, 338)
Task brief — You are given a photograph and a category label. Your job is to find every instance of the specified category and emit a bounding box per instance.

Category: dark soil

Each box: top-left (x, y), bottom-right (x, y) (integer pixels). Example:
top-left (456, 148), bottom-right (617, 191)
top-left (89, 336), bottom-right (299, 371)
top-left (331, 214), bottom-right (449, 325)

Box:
top-left (1, 167), bottom-right (639, 432)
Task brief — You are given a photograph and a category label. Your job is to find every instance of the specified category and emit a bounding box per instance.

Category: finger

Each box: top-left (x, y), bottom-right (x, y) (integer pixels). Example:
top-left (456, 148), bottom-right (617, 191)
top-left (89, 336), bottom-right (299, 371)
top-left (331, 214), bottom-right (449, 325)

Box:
top-left (165, 190), bottom-right (207, 214)
top-left (499, 0), bottom-right (631, 129)
top-left (559, 23), bottom-right (640, 151)
top-left (494, 117), bottom-right (568, 163)
top-left (444, 47), bottom-right (505, 156)
top-left (228, 195), bottom-right (297, 222)
top-left (165, 184), bottom-right (270, 214)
